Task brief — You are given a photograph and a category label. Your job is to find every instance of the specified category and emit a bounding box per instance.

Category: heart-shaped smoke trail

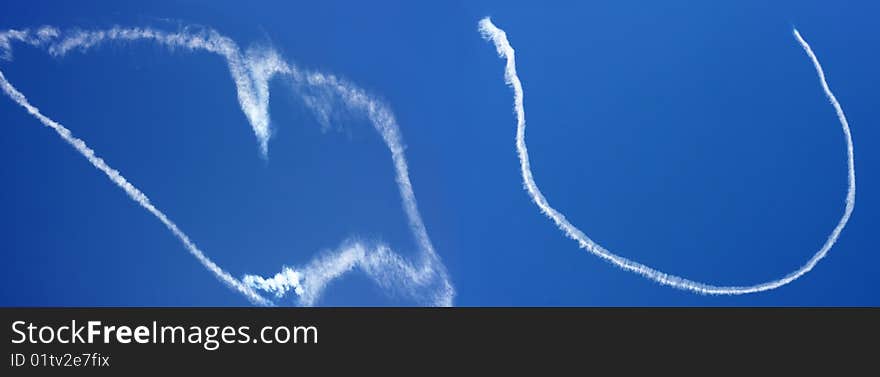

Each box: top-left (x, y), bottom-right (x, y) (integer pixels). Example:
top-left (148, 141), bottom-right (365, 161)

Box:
top-left (0, 25), bottom-right (454, 306)
top-left (478, 17), bottom-right (856, 294)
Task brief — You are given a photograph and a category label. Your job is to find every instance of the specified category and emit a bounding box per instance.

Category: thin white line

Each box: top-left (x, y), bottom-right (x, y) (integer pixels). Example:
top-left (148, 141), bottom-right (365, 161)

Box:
top-left (479, 17), bottom-right (855, 294)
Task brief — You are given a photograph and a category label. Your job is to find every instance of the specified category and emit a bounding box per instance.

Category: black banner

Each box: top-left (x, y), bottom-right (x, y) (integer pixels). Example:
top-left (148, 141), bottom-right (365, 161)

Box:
top-left (1, 308), bottom-right (875, 373)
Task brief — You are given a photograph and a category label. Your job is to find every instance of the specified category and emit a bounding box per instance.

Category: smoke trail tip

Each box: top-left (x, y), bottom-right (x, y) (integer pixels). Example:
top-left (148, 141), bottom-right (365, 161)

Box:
top-left (477, 17), bottom-right (495, 38)
top-left (259, 141), bottom-right (269, 160)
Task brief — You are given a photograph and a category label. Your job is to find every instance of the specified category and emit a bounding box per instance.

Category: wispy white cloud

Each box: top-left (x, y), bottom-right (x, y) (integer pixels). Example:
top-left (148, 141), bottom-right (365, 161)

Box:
top-left (479, 17), bottom-right (856, 294)
top-left (0, 25), bottom-right (453, 306)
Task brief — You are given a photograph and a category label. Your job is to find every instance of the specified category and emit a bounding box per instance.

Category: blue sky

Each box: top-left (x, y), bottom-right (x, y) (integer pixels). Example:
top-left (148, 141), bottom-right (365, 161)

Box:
top-left (1, 0), bottom-right (877, 306)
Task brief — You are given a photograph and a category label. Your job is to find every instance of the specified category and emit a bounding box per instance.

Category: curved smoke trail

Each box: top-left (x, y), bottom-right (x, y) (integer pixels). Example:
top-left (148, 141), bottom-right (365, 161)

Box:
top-left (478, 17), bottom-right (855, 294)
top-left (0, 25), bottom-right (453, 306)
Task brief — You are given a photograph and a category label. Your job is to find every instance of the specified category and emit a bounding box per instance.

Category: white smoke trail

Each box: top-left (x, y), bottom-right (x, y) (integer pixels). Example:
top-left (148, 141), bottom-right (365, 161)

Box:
top-left (0, 25), bottom-right (453, 306)
top-left (478, 17), bottom-right (855, 295)
top-left (0, 69), bottom-right (272, 306)
top-left (0, 27), bottom-right (59, 59)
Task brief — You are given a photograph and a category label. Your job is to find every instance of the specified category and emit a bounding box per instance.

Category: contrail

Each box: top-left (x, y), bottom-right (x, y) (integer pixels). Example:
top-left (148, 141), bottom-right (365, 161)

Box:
top-left (478, 17), bottom-right (855, 294)
top-left (0, 69), bottom-right (271, 306)
top-left (1, 25), bottom-right (453, 306)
